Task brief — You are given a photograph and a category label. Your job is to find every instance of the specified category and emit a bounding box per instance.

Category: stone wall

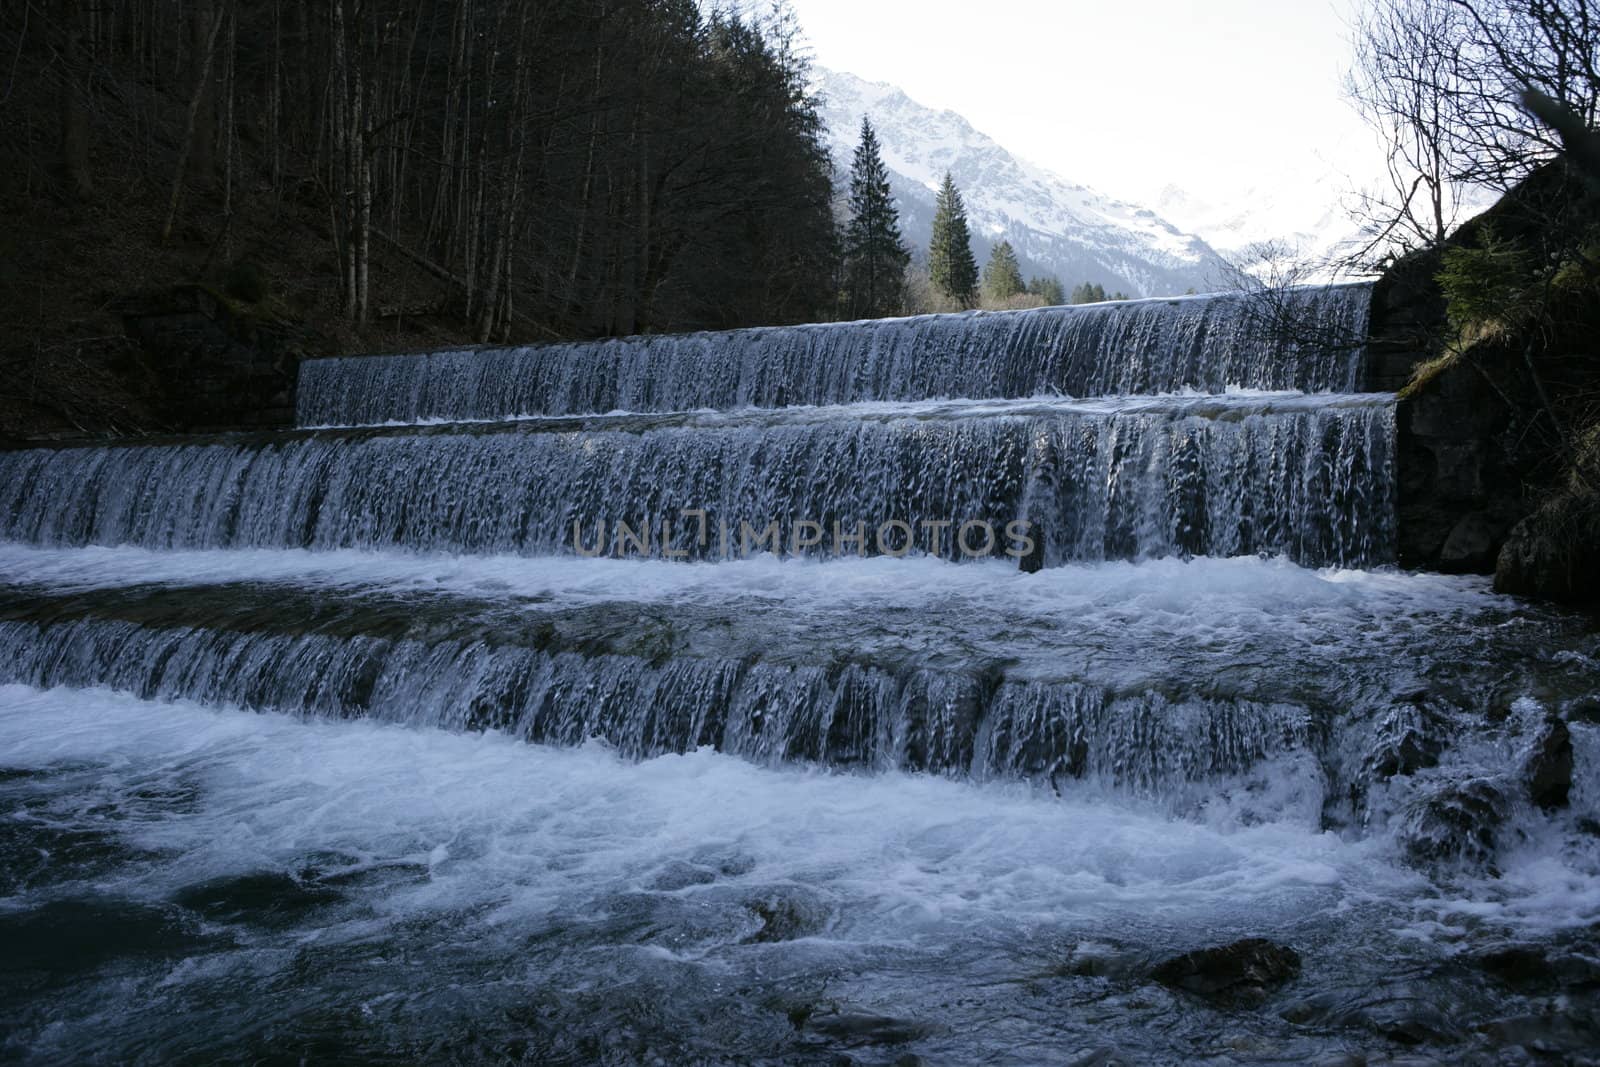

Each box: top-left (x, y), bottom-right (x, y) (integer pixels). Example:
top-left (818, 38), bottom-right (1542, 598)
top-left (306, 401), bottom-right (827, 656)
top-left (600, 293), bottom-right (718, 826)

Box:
top-left (1368, 256), bottom-right (1540, 573)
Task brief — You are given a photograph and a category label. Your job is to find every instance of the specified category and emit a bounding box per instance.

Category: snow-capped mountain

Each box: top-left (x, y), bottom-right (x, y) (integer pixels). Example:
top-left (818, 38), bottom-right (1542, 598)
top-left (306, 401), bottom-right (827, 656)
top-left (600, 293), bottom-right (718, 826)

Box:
top-left (1152, 176), bottom-right (1498, 277)
top-left (815, 68), bottom-right (1230, 298)
top-left (1153, 176), bottom-right (1359, 268)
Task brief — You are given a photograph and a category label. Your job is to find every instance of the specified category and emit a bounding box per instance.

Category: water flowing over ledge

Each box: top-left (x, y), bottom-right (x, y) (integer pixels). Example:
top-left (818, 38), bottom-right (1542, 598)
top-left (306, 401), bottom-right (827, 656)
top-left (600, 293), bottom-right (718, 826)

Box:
top-left (0, 395), bottom-right (1396, 567)
top-left (1, 549), bottom-right (1592, 813)
top-left (0, 546), bottom-right (1536, 693)
top-left (9, 274), bottom-right (1600, 1064)
top-left (296, 284), bottom-right (1374, 427)
top-left (0, 614), bottom-right (1319, 797)
top-left (0, 684), bottom-right (1463, 1063)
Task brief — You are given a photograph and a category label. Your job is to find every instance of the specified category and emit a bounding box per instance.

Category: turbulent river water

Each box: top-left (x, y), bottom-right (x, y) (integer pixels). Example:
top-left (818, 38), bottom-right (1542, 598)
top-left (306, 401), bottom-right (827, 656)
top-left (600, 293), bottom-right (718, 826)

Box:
top-left (2, 289), bottom-right (1598, 1065)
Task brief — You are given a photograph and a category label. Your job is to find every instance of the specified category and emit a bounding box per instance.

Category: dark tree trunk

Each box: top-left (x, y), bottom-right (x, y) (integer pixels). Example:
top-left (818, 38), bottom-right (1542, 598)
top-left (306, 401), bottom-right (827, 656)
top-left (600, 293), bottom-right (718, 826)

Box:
top-left (58, 0), bottom-right (94, 200)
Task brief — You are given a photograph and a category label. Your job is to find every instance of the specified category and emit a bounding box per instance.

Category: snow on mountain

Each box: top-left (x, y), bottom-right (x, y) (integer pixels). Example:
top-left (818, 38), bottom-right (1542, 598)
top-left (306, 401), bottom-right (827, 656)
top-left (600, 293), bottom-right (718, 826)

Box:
top-left (814, 68), bottom-right (1230, 298)
top-left (1152, 174), bottom-right (1359, 268)
top-left (1152, 172), bottom-right (1500, 279)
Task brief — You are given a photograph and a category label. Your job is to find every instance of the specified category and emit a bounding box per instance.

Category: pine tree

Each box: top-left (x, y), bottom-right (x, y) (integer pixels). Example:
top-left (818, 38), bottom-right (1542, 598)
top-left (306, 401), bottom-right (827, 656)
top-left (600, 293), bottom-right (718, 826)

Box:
top-left (981, 240), bottom-right (1025, 303)
top-left (1070, 282), bottom-right (1107, 304)
top-left (842, 117), bottom-right (909, 319)
top-left (1026, 274), bottom-right (1065, 306)
top-left (928, 172), bottom-right (978, 306)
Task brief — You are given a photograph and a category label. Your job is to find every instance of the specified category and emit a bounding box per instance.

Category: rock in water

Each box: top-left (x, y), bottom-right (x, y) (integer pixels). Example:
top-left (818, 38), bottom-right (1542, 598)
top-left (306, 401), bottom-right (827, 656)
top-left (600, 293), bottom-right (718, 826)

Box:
top-left (1398, 778), bottom-right (1507, 871)
top-left (1438, 511), bottom-right (1505, 574)
top-left (1362, 698), bottom-right (1444, 782)
top-left (1475, 942), bottom-right (1600, 990)
top-left (1150, 938), bottom-right (1301, 1007)
top-left (1524, 716), bottom-right (1573, 810)
top-left (1018, 521), bottom-right (1045, 573)
top-left (742, 889), bottom-right (833, 943)
top-left (803, 1012), bottom-right (935, 1046)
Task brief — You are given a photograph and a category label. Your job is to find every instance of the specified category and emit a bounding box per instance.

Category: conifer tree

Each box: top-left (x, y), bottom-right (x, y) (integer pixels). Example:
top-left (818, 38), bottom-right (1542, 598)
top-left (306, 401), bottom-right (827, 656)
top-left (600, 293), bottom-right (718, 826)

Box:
top-left (1070, 281), bottom-right (1108, 304)
top-left (842, 117), bottom-right (909, 318)
top-left (928, 172), bottom-right (979, 306)
top-left (1026, 274), bottom-right (1065, 306)
top-left (981, 240), bottom-right (1025, 303)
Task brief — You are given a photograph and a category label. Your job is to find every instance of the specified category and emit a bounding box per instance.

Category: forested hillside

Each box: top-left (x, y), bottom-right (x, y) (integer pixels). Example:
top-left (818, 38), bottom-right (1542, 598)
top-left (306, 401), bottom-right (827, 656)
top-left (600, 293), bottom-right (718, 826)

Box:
top-left (0, 1), bottom-right (837, 436)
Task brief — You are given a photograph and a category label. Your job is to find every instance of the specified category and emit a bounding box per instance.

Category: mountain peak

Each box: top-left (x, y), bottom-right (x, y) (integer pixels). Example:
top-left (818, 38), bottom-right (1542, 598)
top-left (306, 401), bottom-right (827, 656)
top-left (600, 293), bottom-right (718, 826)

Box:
top-left (813, 67), bottom-right (1226, 297)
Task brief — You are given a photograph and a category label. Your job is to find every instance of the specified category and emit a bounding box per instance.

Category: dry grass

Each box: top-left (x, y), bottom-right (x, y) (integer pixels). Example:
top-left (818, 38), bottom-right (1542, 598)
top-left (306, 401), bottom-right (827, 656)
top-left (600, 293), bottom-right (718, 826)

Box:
top-left (1398, 350), bottom-right (1461, 400)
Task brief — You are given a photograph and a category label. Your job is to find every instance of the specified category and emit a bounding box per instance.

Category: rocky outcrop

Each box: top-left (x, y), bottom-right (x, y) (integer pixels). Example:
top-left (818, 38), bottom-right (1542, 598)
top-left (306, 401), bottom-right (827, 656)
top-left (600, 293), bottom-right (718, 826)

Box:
top-left (1368, 244), bottom-right (1529, 572)
top-left (1497, 504), bottom-right (1600, 602)
top-left (1369, 161), bottom-right (1600, 591)
top-left (1364, 242), bottom-right (1448, 396)
top-left (116, 285), bottom-right (313, 433)
top-left (1495, 428), bottom-right (1600, 603)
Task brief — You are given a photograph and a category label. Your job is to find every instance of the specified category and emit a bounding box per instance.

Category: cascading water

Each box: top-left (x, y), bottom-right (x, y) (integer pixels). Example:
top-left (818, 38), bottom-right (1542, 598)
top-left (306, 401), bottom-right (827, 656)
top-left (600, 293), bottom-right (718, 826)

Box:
top-left (3, 286), bottom-right (1598, 1065)
top-left (0, 610), bottom-right (1319, 788)
top-left (0, 393), bottom-right (1396, 566)
top-left (295, 284), bottom-right (1373, 426)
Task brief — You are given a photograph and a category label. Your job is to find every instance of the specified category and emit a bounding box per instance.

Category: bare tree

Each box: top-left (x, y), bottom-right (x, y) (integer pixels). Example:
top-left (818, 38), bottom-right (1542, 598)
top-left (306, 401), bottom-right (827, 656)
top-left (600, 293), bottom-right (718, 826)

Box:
top-left (1345, 0), bottom-right (1467, 261)
top-left (1211, 240), bottom-right (1371, 358)
top-left (57, 0), bottom-right (94, 201)
top-left (160, 0), bottom-right (228, 242)
top-left (1444, 0), bottom-right (1600, 186)
top-left (1346, 0), bottom-right (1600, 264)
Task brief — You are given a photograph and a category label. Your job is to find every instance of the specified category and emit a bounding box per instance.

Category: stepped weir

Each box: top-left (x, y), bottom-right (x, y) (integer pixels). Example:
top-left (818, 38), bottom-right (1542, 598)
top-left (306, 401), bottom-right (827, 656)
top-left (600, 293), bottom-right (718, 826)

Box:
top-left (2, 283), bottom-right (1597, 1064)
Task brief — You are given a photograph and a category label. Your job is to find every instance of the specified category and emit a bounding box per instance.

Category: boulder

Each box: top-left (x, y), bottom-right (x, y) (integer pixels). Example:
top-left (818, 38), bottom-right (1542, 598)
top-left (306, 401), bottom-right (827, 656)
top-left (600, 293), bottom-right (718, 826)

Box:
top-left (1397, 778), bottom-right (1508, 871)
top-left (1363, 699), bottom-right (1444, 783)
top-left (1437, 512), bottom-right (1508, 574)
top-left (1495, 495), bottom-right (1600, 605)
top-left (1149, 938), bottom-right (1301, 1007)
top-left (1524, 716), bottom-right (1573, 810)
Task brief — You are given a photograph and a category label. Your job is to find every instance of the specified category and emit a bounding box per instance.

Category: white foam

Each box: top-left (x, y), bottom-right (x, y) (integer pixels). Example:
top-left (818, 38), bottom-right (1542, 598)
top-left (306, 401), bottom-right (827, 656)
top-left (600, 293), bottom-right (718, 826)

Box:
top-left (0, 683), bottom-right (1396, 941)
top-left (6, 681), bottom-right (1593, 950)
top-left (0, 542), bottom-right (1505, 624)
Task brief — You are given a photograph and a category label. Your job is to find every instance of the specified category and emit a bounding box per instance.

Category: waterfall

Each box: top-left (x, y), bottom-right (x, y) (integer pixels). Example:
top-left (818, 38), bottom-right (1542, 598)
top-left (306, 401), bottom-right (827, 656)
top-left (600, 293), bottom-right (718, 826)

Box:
top-left (0, 282), bottom-right (1398, 787)
top-left (10, 277), bottom-right (1600, 1064)
top-left (0, 394), bottom-right (1395, 567)
top-left (0, 605), bottom-right (1314, 795)
top-left (0, 282), bottom-right (1398, 796)
top-left (296, 285), bottom-right (1374, 427)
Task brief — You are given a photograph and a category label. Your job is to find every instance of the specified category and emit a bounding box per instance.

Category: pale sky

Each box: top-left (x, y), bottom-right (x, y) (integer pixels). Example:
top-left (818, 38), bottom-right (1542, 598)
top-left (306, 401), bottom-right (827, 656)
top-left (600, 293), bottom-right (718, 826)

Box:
top-left (778, 0), bottom-right (1383, 217)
